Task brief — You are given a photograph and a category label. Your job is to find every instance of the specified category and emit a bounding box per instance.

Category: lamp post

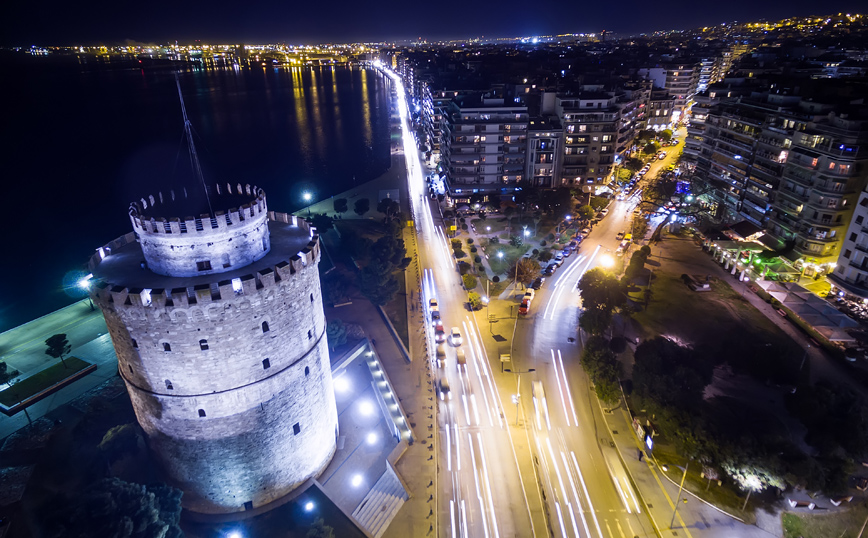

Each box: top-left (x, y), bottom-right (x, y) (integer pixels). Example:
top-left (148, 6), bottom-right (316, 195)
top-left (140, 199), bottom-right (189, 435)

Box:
top-left (741, 276), bottom-right (751, 298)
top-left (504, 368), bottom-right (535, 425)
top-left (78, 275), bottom-right (95, 311)
top-left (484, 279), bottom-right (492, 334)
top-left (302, 191), bottom-right (313, 218)
top-left (669, 461), bottom-right (689, 529)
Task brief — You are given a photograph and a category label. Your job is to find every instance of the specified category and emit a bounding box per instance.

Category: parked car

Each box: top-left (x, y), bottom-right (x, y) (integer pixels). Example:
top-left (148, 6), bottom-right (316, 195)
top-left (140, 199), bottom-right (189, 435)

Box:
top-left (531, 277), bottom-right (545, 290)
top-left (616, 231), bottom-right (625, 240)
top-left (600, 208), bottom-right (609, 217)
top-left (543, 264), bottom-right (556, 276)
top-left (580, 228), bottom-right (591, 237)
top-left (519, 298), bottom-right (531, 315)
top-left (450, 327), bottom-right (462, 346)
top-left (554, 252), bottom-right (565, 265)
top-left (524, 289), bottom-right (535, 301)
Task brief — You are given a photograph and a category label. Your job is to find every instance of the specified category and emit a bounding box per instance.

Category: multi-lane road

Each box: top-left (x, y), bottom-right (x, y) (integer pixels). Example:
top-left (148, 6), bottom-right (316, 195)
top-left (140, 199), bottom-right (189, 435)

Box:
top-left (382, 61), bottom-right (687, 537)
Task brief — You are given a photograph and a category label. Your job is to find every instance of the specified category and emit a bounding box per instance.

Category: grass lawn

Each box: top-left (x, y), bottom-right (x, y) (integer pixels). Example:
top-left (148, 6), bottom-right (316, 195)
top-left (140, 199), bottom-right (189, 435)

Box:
top-left (0, 357), bottom-right (91, 406)
top-left (382, 271), bottom-right (410, 351)
top-left (652, 444), bottom-right (759, 524)
top-left (782, 500), bottom-right (868, 538)
top-left (633, 272), bottom-right (803, 381)
top-left (486, 243), bottom-right (526, 275)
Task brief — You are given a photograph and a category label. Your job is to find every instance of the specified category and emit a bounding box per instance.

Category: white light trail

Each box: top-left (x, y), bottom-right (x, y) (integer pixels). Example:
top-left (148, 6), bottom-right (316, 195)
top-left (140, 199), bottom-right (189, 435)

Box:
top-left (462, 394), bottom-right (471, 426)
top-left (455, 423), bottom-right (461, 471)
top-left (446, 425), bottom-right (452, 471)
top-left (571, 451), bottom-right (604, 538)
top-left (613, 475), bottom-right (632, 514)
top-left (461, 500), bottom-right (469, 538)
top-left (551, 349), bottom-right (572, 427)
top-left (554, 502), bottom-right (568, 538)
top-left (544, 254), bottom-right (588, 320)
top-left (623, 476), bottom-right (641, 514)
top-left (562, 450), bottom-right (592, 537)
top-left (450, 499), bottom-right (457, 538)
top-left (546, 438), bottom-right (575, 533)
top-left (558, 350), bottom-right (579, 425)
top-left (477, 432), bottom-right (501, 538)
top-left (468, 434), bottom-right (491, 538)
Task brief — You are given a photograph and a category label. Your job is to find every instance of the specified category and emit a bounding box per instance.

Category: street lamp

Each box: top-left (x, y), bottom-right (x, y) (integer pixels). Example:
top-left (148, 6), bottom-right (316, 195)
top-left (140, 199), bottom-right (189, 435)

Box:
top-left (302, 191), bottom-right (313, 218)
top-left (669, 461), bottom-right (690, 529)
top-left (741, 276), bottom-right (751, 298)
top-left (600, 254), bottom-right (615, 268)
top-left (504, 368), bottom-right (536, 425)
top-left (78, 274), bottom-right (95, 311)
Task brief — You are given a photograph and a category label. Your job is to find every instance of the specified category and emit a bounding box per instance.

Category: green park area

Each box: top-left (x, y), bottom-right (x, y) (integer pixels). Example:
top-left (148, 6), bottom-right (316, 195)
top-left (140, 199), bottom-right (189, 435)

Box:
top-left (0, 356), bottom-right (91, 407)
top-left (782, 500), bottom-right (868, 538)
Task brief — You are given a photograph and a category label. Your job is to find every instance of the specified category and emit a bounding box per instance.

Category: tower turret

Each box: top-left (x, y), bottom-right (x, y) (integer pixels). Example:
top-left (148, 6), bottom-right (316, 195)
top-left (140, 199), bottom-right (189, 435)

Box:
top-left (87, 184), bottom-right (337, 514)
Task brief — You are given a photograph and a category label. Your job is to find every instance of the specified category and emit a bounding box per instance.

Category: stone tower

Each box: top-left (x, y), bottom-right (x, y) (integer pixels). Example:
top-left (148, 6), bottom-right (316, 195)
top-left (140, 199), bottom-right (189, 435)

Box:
top-left (86, 183), bottom-right (337, 514)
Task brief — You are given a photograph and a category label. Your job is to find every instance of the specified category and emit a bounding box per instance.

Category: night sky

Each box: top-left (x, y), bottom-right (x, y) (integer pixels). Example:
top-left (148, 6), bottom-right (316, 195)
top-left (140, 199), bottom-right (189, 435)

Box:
top-left (2, 0), bottom-right (865, 45)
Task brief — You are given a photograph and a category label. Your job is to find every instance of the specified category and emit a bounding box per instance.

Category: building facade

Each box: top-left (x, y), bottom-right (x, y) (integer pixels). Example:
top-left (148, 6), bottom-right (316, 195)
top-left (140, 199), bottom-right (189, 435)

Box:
top-left (556, 93), bottom-right (620, 190)
top-left (441, 94), bottom-right (529, 198)
top-left (87, 184), bottom-right (337, 514)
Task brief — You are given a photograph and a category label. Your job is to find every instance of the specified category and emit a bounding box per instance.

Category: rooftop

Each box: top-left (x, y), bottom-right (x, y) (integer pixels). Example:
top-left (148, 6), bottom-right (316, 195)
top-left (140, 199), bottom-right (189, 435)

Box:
top-left (91, 216), bottom-right (315, 290)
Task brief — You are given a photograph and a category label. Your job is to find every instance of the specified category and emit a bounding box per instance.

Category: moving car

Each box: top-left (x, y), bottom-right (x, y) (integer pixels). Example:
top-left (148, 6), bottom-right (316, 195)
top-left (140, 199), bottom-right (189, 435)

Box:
top-left (429, 298), bottom-right (438, 312)
top-left (430, 309), bottom-right (441, 326)
top-left (438, 378), bottom-right (451, 400)
top-left (434, 323), bottom-right (446, 343)
top-left (456, 348), bottom-right (467, 373)
top-left (436, 343), bottom-right (447, 368)
top-left (450, 327), bottom-right (462, 346)
top-left (532, 381), bottom-right (549, 430)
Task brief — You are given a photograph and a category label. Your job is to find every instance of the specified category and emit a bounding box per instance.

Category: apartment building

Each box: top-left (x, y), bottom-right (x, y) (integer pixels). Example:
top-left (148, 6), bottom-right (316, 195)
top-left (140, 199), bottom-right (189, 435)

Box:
top-left (769, 108), bottom-right (868, 275)
top-left (556, 93), bottom-right (620, 190)
top-left (638, 61), bottom-right (700, 120)
top-left (441, 94), bottom-right (529, 199)
top-left (526, 117), bottom-right (563, 188)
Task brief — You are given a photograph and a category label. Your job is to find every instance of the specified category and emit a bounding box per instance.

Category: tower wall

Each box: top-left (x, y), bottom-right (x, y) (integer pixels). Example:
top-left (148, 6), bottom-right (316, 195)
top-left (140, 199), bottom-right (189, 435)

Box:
top-left (130, 184), bottom-right (270, 277)
top-left (91, 207), bottom-right (337, 514)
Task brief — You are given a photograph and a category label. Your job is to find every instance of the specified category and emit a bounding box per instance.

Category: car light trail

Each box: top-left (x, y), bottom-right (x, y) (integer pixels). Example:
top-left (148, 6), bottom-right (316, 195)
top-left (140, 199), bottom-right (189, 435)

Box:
top-left (465, 319), bottom-right (502, 428)
top-left (554, 502), bottom-right (568, 538)
top-left (544, 254), bottom-right (587, 320)
top-left (477, 432), bottom-right (501, 538)
top-left (446, 425), bottom-right (451, 471)
top-left (557, 350), bottom-right (579, 425)
top-left (468, 434), bottom-right (491, 538)
top-left (461, 394), bottom-right (471, 426)
top-left (571, 451), bottom-right (604, 538)
top-left (450, 499), bottom-right (457, 538)
top-left (562, 450), bottom-right (592, 537)
top-left (613, 475), bottom-right (632, 514)
top-left (623, 476), bottom-right (641, 513)
top-left (546, 438), bottom-right (575, 534)
top-left (461, 500), bottom-right (469, 538)
top-left (470, 393), bottom-right (481, 426)
top-left (551, 349), bottom-right (572, 427)
top-left (454, 424), bottom-right (461, 471)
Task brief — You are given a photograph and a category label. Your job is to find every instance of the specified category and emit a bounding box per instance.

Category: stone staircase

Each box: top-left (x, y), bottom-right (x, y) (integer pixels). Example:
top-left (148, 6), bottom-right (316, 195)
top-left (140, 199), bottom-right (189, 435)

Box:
top-left (351, 465), bottom-right (408, 538)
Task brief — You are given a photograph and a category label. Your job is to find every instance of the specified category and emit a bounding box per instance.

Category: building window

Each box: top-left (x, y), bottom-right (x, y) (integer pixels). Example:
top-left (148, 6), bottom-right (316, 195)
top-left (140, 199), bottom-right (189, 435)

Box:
top-left (222, 254), bottom-right (231, 269)
top-left (166, 380), bottom-right (174, 390)
top-left (293, 423), bottom-right (301, 435)
top-left (305, 366), bottom-right (310, 376)
top-left (310, 293), bottom-right (314, 303)
top-left (131, 339), bottom-right (138, 349)
top-left (128, 365), bottom-right (133, 374)
top-left (857, 216), bottom-right (864, 225)
top-left (163, 343), bottom-right (171, 352)
top-left (262, 358), bottom-right (271, 369)
top-left (262, 321), bottom-right (270, 333)
top-left (851, 233), bottom-right (858, 242)
top-left (844, 250), bottom-right (852, 259)
top-left (199, 339), bottom-right (209, 351)
top-left (198, 409), bottom-right (206, 417)
top-left (196, 260), bottom-right (212, 272)
top-left (308, 330), bottom-right (313, 340)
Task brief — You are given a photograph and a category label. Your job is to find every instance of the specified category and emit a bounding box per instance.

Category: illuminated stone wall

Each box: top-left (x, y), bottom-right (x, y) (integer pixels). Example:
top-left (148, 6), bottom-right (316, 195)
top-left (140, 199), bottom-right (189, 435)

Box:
top-left (90, 199), bottom-right (337, 514)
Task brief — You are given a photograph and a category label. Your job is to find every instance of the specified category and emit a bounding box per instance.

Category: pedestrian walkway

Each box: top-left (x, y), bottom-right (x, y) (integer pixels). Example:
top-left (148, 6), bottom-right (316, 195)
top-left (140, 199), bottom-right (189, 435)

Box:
top-left (352, 464), bottom-right (409, 538)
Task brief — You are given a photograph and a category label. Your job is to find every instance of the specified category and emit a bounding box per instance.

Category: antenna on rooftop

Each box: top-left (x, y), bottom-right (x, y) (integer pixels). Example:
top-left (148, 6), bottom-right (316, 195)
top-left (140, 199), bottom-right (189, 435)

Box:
top-left (175, 73), bottom-right (213, 216)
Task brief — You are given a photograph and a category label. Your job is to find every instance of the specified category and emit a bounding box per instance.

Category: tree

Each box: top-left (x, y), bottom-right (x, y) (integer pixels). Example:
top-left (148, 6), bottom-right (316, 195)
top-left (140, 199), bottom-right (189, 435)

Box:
top-left (0, 361), bottom-right (19, 387)
top-left (45, 334), bottom-right (71, 368)
top-left (660, 129), bottom-right (673, 142)
top-left (309, 213), bottom-right (334, 234)
top-left (632, 337), bottom-right (713, 410)
top-left (468, 292), bottom-right (484, 311)
top-left (46, 477), bottom-right (183, 538)
top-left (353, 198), bottom-right (370, 216)
top-left (578, 268), bottom-right (624, 313)
top-left (462, 274), bottom-right (478, 290)
top-left (577, 205), bottom-right (596, 221)
top-left (637, 129), bottom-right (655, 142)
top-left (359, 258), bottom-right (400, 306)
top-left (624, 157), bottom-right (644, 172)
top-left (580, 336), bottom-right (622, 404)
top-left (98, 424), bottom-right (142, 463)
top-left (487, 193), bottom-right (502, 211)
top-left (377, 198), bottom-right (401, 222)
top-left (326, 320), bottom-right (348, 350)
top-left (538, 250), bottom-right (553, 263)
top-left (643, 142), bottom-right (660, 156)
top-left (333, 198), bottom-right (348, 215)
top-left (503, 206), bottom-right (516, 231)
top-left (509, 258), bottom-right (542, 287)
top-left (579, 307), bottom-right (612, 336)
top-left (307, 518), bottom-right (336, 538)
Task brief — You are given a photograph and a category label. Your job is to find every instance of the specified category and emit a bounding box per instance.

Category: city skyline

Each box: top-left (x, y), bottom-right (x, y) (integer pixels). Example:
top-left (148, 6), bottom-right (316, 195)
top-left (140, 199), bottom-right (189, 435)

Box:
top-left (3, 0), bottom-right (867, 45)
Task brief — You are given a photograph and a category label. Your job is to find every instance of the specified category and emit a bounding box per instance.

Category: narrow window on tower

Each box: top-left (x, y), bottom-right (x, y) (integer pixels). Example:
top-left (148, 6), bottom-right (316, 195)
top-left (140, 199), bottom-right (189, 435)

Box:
top-left (128, 365), bottom-right (133, 374)
top-left (262, 358), bottom-right (271, 369)
top-left (307, 330), bottom-right (312, 340)
top-left (198, 409), bottom-right (206, 418)
top-left (131, 338), bottom-right (138, 349)
top-left (305, 366), bottom-right (310, 376)
top-left (222, 254), bottom-right (231, 269)
top-left (166, 380), bottom-right (174, 390)
top-left (262, 321), bottom-right (270, 333)
top-left (199, 339), bottom-right (209, 351)
top-left (310, 293), bottom-right (314, 303)
top-left (196, 260), bottom-right (212, 272)
top-left (163, 343), bottom-right (171, 352)
top-left (293, 422), bottom-right (301, 435)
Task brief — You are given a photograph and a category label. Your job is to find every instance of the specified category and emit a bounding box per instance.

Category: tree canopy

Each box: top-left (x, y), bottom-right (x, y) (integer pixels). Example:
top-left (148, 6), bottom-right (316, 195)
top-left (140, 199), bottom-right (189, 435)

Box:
top-left (509, 258), bottom-right (541, 287)
top-left (45, 334), bottom-right (71, 367)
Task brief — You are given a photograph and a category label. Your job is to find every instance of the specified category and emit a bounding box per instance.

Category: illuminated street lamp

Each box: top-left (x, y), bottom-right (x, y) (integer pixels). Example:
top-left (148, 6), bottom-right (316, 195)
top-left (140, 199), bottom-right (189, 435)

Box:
top-left (78, 274), bottom-right (95, 311)
top-left (302, 191), bottom-right (313, 218)
top-left (504, 368), bottom-right (535, 425)
top-left (600, 254), bottom-right (615, 268)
